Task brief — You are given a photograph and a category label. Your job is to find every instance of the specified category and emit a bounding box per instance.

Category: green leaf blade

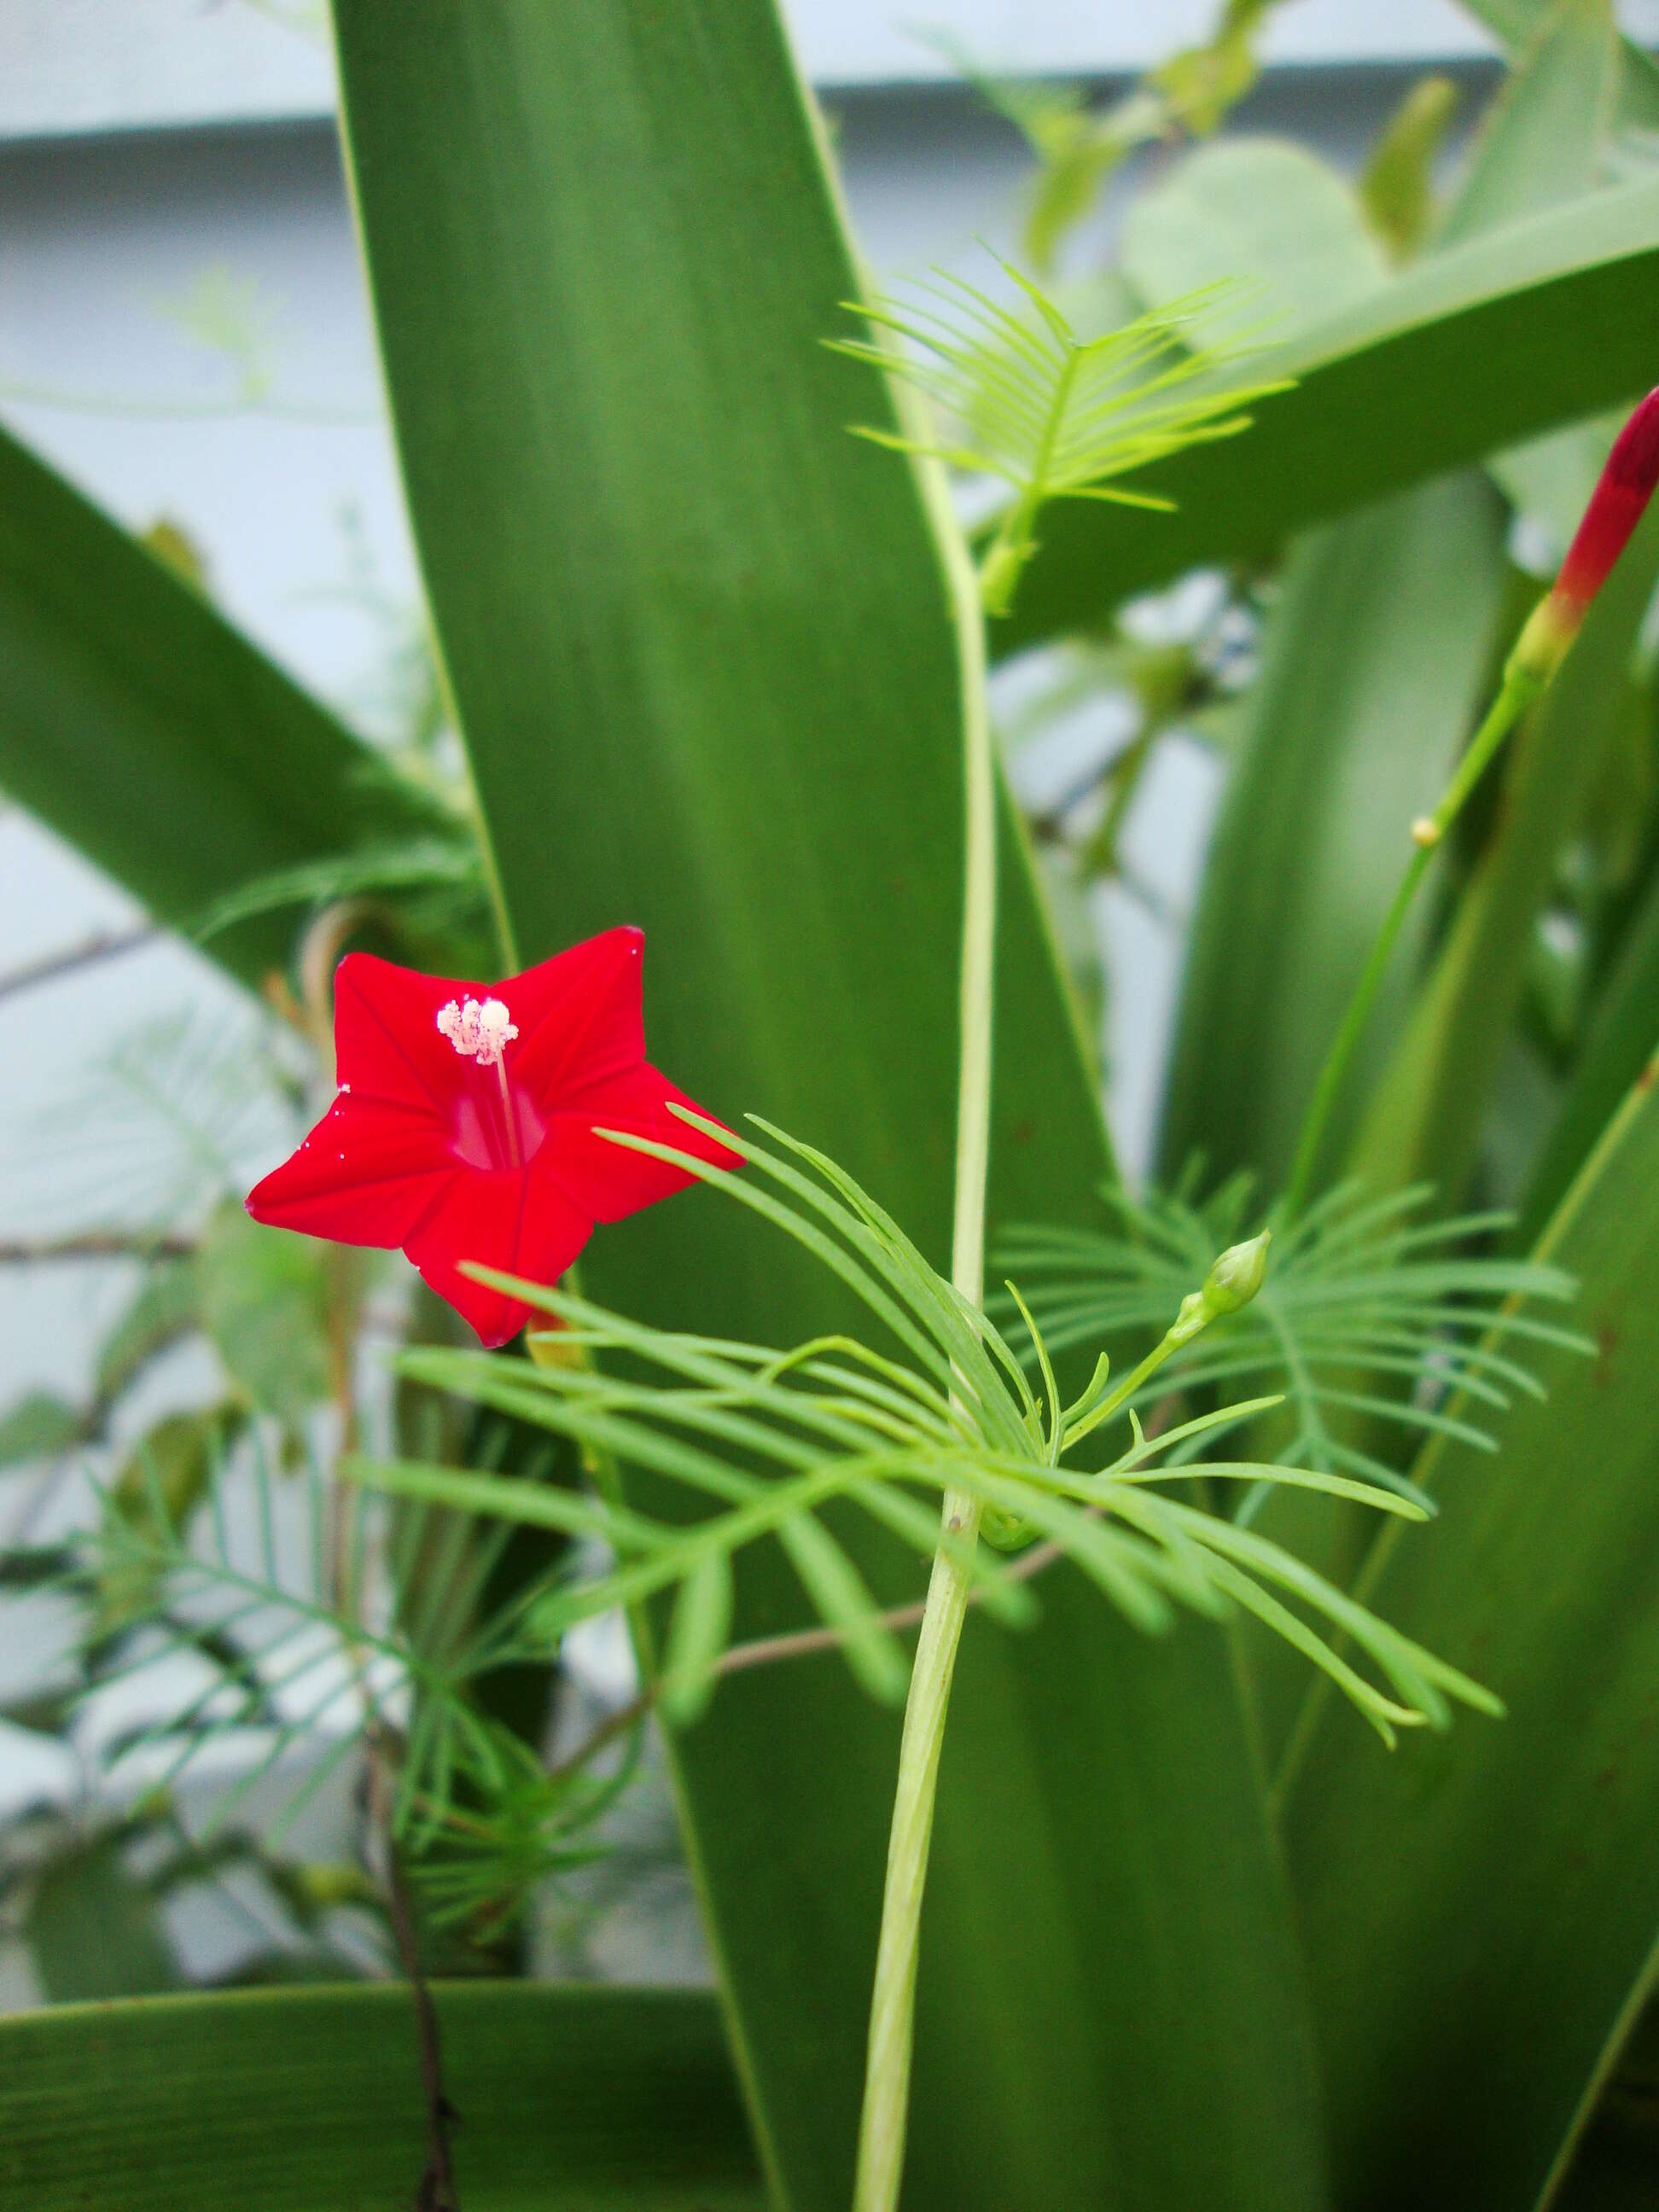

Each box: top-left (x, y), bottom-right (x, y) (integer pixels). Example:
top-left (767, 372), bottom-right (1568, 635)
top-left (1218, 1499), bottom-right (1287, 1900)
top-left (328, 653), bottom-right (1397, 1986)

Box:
top-left (1157, 473), bottom-right (1507, 1193)
top-left (0, 424), bottom-right (448, 988)
top-left (330, 4), bottom-right (1329, 2206)
top-left (0, 1983), bottom-right (765, 2209)
top-left (1281, 1051), bottom-right (1659, 2212)
top-left (992, 172), bottom-right (1659, 650)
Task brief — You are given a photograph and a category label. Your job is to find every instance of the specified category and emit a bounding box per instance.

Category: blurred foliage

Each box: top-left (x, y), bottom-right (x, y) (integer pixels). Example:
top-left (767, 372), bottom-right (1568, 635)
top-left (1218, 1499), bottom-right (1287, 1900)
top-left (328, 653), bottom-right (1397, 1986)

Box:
top-left (1358, 77), bottom-right (1463, 261)
top-left (944, 0), bottom-right (1289, 272)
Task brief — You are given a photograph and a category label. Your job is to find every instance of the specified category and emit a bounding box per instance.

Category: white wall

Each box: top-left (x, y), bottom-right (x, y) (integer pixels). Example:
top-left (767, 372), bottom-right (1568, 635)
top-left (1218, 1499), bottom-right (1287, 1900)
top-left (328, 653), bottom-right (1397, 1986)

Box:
top-left (0, 0), bottom-right (1506, 136)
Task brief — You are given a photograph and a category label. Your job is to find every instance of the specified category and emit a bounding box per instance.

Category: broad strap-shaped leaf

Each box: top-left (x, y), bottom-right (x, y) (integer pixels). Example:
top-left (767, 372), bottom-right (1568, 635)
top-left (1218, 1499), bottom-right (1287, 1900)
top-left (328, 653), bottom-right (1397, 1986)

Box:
top-left (1156, 473), bottom-right (1506, 1192)
top-left (1350, 501), bottom-right (1659, 1208)
top-left (0, 1982), bottom-right (764, 2209)
top-left (1553, 1996), bottom-right (1659, 2211)
top-left (331, 6), bottom-right (1327, 2209)
top-left (1518, 866), bottom-right (1659, 1248)
top-left (1435, 0), bottom-right (1659, 251)
top-left (1458, 0), bottom-right (1659, 109)
top-left (0, 422), bottom-right (450, 987)
top-left (1441, 0), bottom-right (1659, 544)
top-left (992, 169), bottom-right (1659, 653)
top-left (1237, 3), bottom-right (1659, 1760)
top-left (1280, 1048), bottom-right (1659, 2212)
top-left (1248, 510), bottom-right (1659, 1761)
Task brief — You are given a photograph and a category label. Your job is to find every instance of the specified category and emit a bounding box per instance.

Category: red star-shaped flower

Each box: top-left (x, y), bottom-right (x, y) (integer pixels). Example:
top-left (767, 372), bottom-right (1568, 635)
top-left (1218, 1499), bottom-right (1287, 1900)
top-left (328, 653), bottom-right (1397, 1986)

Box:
top-left (246, 927), bottom-right (734, 1346)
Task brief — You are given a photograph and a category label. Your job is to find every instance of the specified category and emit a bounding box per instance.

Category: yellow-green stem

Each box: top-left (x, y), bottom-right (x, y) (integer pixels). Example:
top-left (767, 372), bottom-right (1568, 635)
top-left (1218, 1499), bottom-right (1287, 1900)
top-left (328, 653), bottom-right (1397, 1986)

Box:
top-left (852, 1492), bottom-right (980, 2210)
top-left (853, 504), bottom-right (996, 2212)
top-left (1280, 661), bottom-right (1542, 1220)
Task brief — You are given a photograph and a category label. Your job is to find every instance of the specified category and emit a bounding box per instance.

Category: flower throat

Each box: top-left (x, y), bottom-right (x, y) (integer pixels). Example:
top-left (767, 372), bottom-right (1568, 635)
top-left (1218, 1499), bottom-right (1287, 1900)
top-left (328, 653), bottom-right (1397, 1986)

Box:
top-left (437, 994), bottom-right (525, 1170)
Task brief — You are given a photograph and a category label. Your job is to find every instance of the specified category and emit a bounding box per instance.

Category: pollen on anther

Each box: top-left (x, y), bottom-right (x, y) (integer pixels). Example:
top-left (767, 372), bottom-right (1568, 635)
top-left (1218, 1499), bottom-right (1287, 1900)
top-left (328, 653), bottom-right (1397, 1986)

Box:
top-left (437, 994), bottom-right (520, 1068)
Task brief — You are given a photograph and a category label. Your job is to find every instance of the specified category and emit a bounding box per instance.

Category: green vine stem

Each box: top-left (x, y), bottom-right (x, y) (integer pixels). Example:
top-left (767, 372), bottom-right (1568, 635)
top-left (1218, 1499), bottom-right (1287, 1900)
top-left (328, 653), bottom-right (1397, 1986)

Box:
top-left (852, 515), bottom-right (997, 2212)
top-left (1280, 659), bottom-right (1544, 1221)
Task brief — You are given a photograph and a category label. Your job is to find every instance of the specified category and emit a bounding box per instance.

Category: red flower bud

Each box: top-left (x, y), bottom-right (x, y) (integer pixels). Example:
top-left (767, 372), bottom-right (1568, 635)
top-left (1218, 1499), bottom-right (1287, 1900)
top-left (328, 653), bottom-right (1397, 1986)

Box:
top-left (1510, 387), bottom-right (1659, 686)
top-left (1554, 385), bottom-right (1659, 618)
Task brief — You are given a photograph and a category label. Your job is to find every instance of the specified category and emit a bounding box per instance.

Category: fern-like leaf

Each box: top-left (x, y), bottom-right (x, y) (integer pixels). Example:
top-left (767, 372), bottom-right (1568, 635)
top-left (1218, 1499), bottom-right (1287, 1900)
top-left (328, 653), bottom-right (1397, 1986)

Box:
top-left (192, 835), bottom-right (485, 946)
top-left (998, 1177), bottom-right (1589, 1522)
top-left (829, 258), bottom-right (1289, 611)
top-left (44, 1425), bottom-right (556, 1867)
top-left (352, 1115), bottom-right (1501, 1748)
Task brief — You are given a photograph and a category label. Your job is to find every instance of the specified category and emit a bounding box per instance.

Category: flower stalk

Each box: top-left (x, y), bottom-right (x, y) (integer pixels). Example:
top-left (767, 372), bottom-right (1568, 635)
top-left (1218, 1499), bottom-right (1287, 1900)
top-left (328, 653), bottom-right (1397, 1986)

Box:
top-left (853, 513), bottom-right (996, 2212)
top-left (1282, 384), bottom-right (1659, 1221)
top-left (1279, 662), bottom-right (1538, 1219)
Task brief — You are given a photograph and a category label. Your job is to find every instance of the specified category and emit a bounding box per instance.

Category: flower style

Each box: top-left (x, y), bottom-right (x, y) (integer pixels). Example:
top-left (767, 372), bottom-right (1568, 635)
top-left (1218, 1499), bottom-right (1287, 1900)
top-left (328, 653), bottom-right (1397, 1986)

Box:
top-left (1511, 384), bottom-right (1659, 684)
top-left (246, 928), bottom-right (735, 1346)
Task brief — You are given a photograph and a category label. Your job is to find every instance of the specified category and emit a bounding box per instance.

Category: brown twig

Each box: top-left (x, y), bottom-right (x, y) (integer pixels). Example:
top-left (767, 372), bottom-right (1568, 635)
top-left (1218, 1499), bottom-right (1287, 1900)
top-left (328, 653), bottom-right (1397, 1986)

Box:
top-left (387, 1840), bottom-right (462, 2212)
top-left (0, 925), bottom-right (158, 1005)
top-left (0, 1232), bottom-right (196, 1264)
top-left (370, 1746), bottom-right (462, 2212)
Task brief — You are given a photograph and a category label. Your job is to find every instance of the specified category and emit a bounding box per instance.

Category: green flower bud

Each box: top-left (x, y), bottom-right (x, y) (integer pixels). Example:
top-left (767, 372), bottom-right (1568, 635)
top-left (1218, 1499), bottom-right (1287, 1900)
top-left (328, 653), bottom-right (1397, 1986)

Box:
top-left (979, 1504), bottom-right (1040, 1554)
top-left (1202, 1228), bottom-right (1272, 1316)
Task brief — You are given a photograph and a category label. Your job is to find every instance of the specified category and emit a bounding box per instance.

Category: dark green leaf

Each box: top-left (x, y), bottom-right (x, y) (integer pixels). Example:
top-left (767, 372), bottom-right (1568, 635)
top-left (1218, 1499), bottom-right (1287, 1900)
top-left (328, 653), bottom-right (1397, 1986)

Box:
top-left (1520, 872), bottom-right (1659, 1246)
top-left (0, 422), bottom-right (449, 988)
top-left (1281, 1050), bottom-right (1659, 2212)
top-left (992, 171), bottom-right (1659, 652)
top-left (332, 5), bottom-right (1327, 2207)
top-left (1350, 505), bottom-right (1659, 1207)
top-left (0, 1982), bottom-right (764, 2209)
top-left (1158, 474), bottom-right (1507, 1191)
top-left (1556, 1995), bottom-right (1659, 2212)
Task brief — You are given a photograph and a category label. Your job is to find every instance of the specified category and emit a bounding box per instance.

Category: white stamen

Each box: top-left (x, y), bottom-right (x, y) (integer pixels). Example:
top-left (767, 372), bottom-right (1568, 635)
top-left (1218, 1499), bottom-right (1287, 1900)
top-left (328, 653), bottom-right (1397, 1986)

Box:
top-left (436, 994), bottom-right (519, 1068)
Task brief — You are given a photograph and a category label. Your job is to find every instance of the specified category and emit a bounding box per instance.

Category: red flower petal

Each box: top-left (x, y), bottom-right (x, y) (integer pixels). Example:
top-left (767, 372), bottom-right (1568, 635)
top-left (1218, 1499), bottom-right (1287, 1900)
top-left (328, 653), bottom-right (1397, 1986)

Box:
top-left (404, 1165), bottom-right (592, 1348)
top-left (334, 952), bottom-right (470, 1117)
top-left (243, 928), bottom-right (733, 1344)
top-left (1555, 385), bottom-right (1659, 614)
top-left (246, 1093), bottom-right (457, 1247)
top-left (510, 927), bottom-right (647, 1100)
top-left (539, 1061), bottom-right (740, 1222)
